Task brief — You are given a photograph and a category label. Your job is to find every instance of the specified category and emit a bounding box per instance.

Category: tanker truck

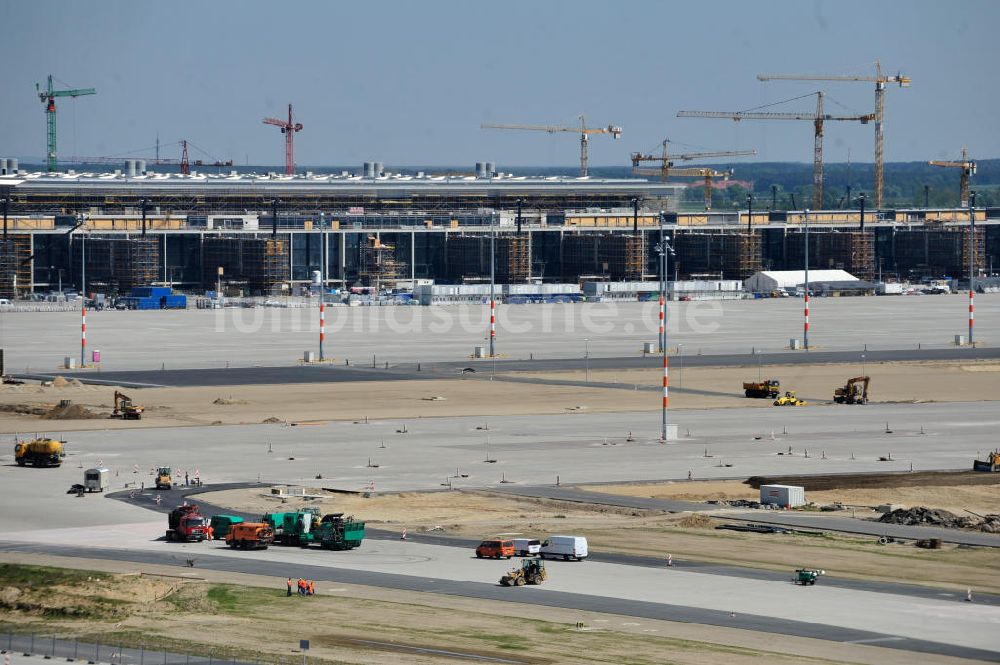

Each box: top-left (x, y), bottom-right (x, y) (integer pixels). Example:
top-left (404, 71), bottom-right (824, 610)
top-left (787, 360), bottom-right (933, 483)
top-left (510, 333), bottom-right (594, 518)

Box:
top-left (14, 438), bottom-right (65, 467)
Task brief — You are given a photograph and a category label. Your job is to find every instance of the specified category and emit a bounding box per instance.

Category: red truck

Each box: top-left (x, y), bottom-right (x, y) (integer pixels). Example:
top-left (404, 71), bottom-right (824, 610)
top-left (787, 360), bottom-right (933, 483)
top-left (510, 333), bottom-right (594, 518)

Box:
top-left (166, 504), bottom-right (209, 542)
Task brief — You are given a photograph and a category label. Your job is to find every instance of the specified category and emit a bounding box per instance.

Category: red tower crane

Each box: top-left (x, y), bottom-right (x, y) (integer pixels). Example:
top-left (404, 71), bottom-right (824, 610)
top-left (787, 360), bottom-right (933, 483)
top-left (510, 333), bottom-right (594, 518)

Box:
top-left (262, 104), bottom-right (303, 175)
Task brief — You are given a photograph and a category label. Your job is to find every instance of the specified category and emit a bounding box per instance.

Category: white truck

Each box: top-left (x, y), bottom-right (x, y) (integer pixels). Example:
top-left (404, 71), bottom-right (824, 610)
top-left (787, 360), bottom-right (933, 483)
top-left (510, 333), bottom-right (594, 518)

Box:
top-left (84, 467), bottom-right (110, 492)
top-left (539, 535), bottom-right (588, 561)
top-left (513, 538), bottom-right (541, 556)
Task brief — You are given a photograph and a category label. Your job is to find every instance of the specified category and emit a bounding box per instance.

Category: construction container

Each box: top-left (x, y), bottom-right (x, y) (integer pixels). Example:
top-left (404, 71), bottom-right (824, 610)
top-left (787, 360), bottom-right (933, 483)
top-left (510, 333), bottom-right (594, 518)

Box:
top-left (161, 294), bottom-right (187, 309)
top-left (760, 484), bottom-right (805, 508)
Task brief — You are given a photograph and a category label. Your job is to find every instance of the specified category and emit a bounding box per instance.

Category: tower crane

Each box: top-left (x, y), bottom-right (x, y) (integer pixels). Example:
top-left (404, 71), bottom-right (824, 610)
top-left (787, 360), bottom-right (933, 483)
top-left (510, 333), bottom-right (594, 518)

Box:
top-left (678, 92), bottom-right (874, 210)
top-left (633, 165), bottom-right (733, 211)
top-left (36, 75), bottom-right (96, 173)
top-left (262, 104), bottom-right (303, 175)
top-left (929, 147), bottom-right (976, 207)
top-left (757, 61), bottom-right (910, 208)
top-left (481, 115), bottom-right (622, 177)
top-left (631, 139), bottom-right (756, 181)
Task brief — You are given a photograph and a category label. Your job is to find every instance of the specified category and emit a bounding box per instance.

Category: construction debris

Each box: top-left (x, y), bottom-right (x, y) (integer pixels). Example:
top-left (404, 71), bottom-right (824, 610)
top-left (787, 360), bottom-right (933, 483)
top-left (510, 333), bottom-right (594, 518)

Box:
top-left (878, 506), bottom-right (1000, 532)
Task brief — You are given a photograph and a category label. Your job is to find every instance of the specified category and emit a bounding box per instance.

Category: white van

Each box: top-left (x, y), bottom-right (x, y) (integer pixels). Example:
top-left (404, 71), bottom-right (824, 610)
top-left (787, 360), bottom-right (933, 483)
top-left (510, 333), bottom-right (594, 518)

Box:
top-left (539, 535), bottom-right (588, 561)
top-left (513, 538), bottom-right (541, 556)
top-left (84, 467), bottom-right (110, 492)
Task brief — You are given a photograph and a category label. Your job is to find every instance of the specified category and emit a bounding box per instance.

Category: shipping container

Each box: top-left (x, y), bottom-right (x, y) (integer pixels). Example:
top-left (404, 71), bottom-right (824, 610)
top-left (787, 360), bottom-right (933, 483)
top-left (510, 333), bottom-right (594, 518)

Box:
top-left (759, 484), bottom-right (805, 508)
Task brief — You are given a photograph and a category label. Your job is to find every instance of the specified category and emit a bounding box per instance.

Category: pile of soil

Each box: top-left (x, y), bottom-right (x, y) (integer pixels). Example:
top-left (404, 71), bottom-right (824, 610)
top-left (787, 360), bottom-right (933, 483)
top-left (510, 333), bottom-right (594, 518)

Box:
top-left (676, 513), bottom-right (714, 529)
top-left (0, 403), bottom-right (50, 416)
top-left (877, 506), bottom-right (1000, 531)
top-left (49, 376), bottom-right (83, 388)
top-left (41, 402), bottom-right (103, 420)
top-left (261, 416), bottom-right (283, 424)
top-left (213, 397), bottom-right (248, 405)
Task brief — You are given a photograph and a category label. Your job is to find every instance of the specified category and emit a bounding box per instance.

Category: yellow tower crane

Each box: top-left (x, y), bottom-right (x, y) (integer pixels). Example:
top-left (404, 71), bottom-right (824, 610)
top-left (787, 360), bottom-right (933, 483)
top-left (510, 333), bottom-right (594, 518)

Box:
top-left (632, 164), bottom-right (733, 211)
top-left (678, 92), bottom-right (874, 210)
top-left (630, 140), bottom-right (756, 182)
top-left (481, 115), bottom-right (622, 177)
top-left (929, 148), bottom-right (976, 207)
top-left (757, 61), bottom-right (910, 208)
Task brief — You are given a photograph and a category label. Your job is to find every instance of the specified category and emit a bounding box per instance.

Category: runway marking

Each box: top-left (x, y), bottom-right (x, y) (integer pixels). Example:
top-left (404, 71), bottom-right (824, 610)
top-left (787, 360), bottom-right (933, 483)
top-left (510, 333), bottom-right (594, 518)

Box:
top-left (845, 636), bottom-right (906, 644)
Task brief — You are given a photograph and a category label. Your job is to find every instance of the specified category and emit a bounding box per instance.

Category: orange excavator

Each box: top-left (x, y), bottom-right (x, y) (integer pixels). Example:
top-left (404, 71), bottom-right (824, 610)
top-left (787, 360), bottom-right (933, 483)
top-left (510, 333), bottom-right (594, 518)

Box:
top-left (834, 377), bottom-right (870, 404)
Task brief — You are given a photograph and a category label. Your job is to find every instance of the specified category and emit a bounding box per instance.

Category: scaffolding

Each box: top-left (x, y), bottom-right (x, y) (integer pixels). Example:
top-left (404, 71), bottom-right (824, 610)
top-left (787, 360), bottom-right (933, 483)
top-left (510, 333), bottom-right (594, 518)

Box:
top-left (561, 234), bottom-right (643, 281)
top-left (359, 234), bottom-right (406, 290)
top-left (0, 236), bottom-right (31, 299)
top-left (784, 231), bottom-right (874, 281)
top-left (674, 231), bottom-right (761, 280)
top-left (446, 234), bottom-right (529, 283)
top-left (203, 236), bottom-right (289, 295)
top-left (81, 237), bottom-right (161, 293)
top-left (891, 228), bottom-right (984, 279)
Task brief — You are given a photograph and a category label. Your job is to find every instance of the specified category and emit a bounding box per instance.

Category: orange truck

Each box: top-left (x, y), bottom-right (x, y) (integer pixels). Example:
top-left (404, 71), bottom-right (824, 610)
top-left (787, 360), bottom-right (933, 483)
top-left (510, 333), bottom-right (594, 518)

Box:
top-left (225, 522), bottom-right (275, 550)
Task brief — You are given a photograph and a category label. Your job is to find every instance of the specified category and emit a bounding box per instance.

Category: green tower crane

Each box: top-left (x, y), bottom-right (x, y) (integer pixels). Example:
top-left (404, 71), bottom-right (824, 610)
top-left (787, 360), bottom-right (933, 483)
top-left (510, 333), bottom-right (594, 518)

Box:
top-left (36, 75), bottom-right (96, 172)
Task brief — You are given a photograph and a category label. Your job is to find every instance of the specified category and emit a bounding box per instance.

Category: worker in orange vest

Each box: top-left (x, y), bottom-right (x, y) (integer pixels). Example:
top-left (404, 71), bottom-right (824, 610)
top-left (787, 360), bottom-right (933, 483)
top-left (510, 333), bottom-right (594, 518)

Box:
top-left (308, 580), bottom-right (315, 596)
top-left (297, 578), bottom-right (306, 596)
top-left (286, 577), bottom-right (293, 596)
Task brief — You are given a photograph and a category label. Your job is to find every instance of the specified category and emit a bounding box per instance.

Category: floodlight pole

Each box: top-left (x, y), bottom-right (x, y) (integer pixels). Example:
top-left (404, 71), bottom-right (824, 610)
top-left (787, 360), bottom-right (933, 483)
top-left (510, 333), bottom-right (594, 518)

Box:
top-left (803, 208), bottom-right (810, 350)
top-left (969, 191), bottom-right (976, 345)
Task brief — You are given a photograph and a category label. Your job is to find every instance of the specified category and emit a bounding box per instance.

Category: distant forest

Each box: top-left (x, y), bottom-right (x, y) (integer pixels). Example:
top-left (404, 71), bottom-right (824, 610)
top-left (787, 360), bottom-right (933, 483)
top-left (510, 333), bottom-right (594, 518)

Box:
top-left (586, 159), bottom-right (999, 211)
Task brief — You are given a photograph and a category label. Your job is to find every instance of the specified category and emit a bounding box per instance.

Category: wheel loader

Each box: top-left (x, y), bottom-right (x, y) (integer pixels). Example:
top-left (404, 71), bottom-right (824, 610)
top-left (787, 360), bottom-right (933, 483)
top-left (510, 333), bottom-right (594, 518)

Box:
top-left (773, 391), bottom-right (807, 407)
top-left (833, 376), bottom-right (870, 404)
top-left (500, 558), bottom-right (548, 586)
top-left (155, 466), bottom-right (173, 490)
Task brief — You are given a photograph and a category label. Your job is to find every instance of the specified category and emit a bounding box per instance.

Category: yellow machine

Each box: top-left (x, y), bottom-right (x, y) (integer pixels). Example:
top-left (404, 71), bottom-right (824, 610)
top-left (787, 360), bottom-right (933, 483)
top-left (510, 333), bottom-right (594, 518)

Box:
top-left (112, 391), bottom-right (144, 420)
top-left (155, 466), bottom-right (172, 490)
top-left (834, 376), bottom-right (870, 404)
top-left (500, 559), bottom-right (548, 587)
top-left (973, 450), bottom-right (1000, 473)
top-left (14, 437), bottom-right (65, 467)
top-left (774, 391), bottom-right (807, 407)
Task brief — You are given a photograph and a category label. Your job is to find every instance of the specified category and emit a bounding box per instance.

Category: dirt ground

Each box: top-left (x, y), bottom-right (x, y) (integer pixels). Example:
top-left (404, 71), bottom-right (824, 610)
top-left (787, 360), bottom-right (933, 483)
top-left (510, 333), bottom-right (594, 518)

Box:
top-left (201, 486), bottom-right (1000, 595)
top-left (0, 360), bottom-right (996, 433)
top-left (584, 478), bottom-right (1000, 515)
top-left (0, 559), bottom-right (973, 665)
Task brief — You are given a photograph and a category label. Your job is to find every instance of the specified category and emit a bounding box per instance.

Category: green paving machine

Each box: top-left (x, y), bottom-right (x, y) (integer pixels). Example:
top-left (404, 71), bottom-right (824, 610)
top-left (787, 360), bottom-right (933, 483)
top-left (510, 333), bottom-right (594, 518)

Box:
top-left (262, 509), bottom-right (365, 550)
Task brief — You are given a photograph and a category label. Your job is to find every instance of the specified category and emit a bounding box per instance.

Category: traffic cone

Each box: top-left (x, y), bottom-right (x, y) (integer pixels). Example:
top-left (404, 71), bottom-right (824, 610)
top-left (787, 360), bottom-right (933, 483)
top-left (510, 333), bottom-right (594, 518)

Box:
top-left (966, 588), bottom-right (973, 602)
top-left (401, 529), bottom-right (407, 540)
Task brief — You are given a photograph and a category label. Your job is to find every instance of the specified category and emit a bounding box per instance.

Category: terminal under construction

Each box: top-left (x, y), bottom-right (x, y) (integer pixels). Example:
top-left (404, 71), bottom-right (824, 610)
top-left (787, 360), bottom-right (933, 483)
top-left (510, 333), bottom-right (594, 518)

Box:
top-left (0, 163), bottom-right (996, 298)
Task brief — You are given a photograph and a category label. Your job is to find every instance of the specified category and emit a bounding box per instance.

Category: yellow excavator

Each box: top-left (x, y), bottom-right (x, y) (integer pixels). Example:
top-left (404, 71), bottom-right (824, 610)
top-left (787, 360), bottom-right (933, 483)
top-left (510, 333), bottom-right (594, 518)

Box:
top-left (774, 391), bottom-right (807, 407)
top-left (834, 376), bottom-right (870, 404)
top-left (112, 391), bottom-right (144, 420)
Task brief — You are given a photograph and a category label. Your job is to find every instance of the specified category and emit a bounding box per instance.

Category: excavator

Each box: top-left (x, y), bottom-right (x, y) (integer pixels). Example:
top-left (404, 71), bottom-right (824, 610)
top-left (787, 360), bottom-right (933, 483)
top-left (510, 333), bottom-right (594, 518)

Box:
top-left (111, 390), bottom-right (144, 420)
top-left (833, 376), bottom-right (870, 404)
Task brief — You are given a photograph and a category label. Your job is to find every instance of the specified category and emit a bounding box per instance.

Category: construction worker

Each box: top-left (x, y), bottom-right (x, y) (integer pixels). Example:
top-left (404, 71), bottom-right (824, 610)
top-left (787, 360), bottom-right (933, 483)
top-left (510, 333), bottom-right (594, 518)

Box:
top-left (206, 525), bottom-right (214, 540)
top-left (308, 580), bottom-right (315, 596)
top-left (286, 577), bottom-right (293, 596)
top-left (297, 578), bottom-right (306, 596)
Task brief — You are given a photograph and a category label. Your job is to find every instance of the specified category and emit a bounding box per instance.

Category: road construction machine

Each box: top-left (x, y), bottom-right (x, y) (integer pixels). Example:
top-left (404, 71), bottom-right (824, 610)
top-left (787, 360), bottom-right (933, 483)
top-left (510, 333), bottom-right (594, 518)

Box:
top-left (225, 522), bottom-right (274, 550)
top-left (155, 466), bottom-right (173, 490)
top-left (773, 391), bottom-right (807, 406)
top-left (794, 568), bottom-right (824, 585)
top-left (166, 504), bottom-right (209, 542)
top-left (111, 391), bottom-right (144, 420)
top-left (263, 509), bottom-right (366, 550)
top-left (973, 450), bottom-right (1000, 472)
top-left (312, 513), bottom-right (366, 550)
top-left (743, 379), bottom-right (781, 399)
top-left (834, 376), bottom-right (870, 404)
top-left (14, 437), bottom-right (65, 467)
top-left (500, 559), bottom-right (548, 586)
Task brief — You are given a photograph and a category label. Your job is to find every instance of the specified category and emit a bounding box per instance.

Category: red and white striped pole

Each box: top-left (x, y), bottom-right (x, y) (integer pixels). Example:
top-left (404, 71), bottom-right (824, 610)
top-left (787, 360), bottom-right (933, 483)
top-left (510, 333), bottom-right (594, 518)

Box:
top-left (969, 289), bottom-right (974, 345)
top-left (319, 301), bottom-right (326, 360)
top-left (661, 340), bottom-right (669, 442)
top-left (803, 293), bottom-right (809, 350)
top-left (658, 293), bottom-right (665, 353)
top-left (489, 297), bottom-right (496, 357)
top-left (81, 306), bottom-right (87, 367)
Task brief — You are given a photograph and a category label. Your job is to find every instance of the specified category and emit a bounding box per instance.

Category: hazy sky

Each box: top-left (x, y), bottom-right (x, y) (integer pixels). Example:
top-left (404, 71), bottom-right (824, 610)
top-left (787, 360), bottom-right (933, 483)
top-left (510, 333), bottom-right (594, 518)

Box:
top-left (1, 0), bottom-right (997, 168)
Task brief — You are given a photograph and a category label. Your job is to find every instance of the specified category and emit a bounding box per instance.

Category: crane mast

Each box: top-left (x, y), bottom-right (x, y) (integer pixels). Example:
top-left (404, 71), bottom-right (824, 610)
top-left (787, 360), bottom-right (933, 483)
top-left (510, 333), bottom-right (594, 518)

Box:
top-left (262, 104), bottom-right (304, 175)
top-left (929, 147), bottom-right (977, 207)
top-left (630, 140), bottom-right (755, 182)
top-left (36, 75), bottom-right (96, 173)
top-left (757, 61), bottom-right (910, 208)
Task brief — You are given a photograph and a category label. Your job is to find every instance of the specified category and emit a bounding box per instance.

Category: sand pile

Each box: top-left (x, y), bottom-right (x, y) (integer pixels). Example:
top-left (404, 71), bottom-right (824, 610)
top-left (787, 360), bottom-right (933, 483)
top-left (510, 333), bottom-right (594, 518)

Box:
top-left (261, 416), bottom-right (283, 424)
top-left (213, 397), bottom-right (249, 405)
top-left (676, 514), bottom-right (714, 529)
top-left (41, 402), bottom-right (103, 420)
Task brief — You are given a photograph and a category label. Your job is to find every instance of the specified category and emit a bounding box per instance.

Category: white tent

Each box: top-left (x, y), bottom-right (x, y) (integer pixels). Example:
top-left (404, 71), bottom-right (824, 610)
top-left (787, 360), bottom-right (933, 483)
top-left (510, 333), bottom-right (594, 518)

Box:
top-left (745, 270), bottom-right (857, 292)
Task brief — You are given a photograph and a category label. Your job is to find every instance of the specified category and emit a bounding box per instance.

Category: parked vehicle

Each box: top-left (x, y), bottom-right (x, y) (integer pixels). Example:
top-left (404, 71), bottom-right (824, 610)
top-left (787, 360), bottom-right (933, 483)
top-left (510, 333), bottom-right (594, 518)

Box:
top-left (166, 504), bottom-right (209, 542)
top-left (14, 437), bottom-right (64, 467)
top-left (539, 536), bottom-right (588, 561)
top-left (475, 539), bottom-right (515, 559)
top-left (743, 379), bottom-right (781, 399)
top-left (83, 467), bottom-right (109, 492)
top-left (225, 522), bottom-right (274, 550)
top-left (513, 538), bottom-right (541, 556)
top-left (209, 515), bottom-right (245, 540)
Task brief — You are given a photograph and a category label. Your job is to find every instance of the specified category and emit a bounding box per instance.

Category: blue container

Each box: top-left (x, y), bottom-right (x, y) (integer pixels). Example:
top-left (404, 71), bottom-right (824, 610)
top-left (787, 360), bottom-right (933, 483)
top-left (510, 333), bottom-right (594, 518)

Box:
top-left (161, 295), bottom-right (187, 309)
top-left (131, 287), bottom-right (153, 297)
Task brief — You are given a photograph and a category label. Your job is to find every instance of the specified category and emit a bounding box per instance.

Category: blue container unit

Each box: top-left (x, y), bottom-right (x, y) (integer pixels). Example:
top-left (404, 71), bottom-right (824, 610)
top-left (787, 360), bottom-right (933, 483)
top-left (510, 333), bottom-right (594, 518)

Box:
top-left (161, 295), bottom-right (187, 309)
top-left (131, 286), bottom-right (171, 299)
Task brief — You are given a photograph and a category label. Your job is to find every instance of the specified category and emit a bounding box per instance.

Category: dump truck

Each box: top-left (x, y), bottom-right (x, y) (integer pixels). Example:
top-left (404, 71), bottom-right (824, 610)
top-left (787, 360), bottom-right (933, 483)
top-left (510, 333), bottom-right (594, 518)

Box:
top-left (225, 522), bottom-right (274, 550)
top-left (774, 391), bottom-right (807, 406)
top-left (311, 513), bottom-right (366, 550)
top-left (14, 437), bottom-right (65, 467)
top-left (743, 379), bottom-right (781, 399)
top-left (166, 504), bottom-right (209, 542)
top-left (262, 509), bottom-right (322, 546)
top-left (500, 559), bottom-right (548, 586)
top-left (111, 391), bottom-right (144, 420)
top-left (155, 466), bottom-right (173, 490)
top-left (834, 376), bottom-right (870, 404)
top-left (973, 450), bottom-right (1000, 472)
